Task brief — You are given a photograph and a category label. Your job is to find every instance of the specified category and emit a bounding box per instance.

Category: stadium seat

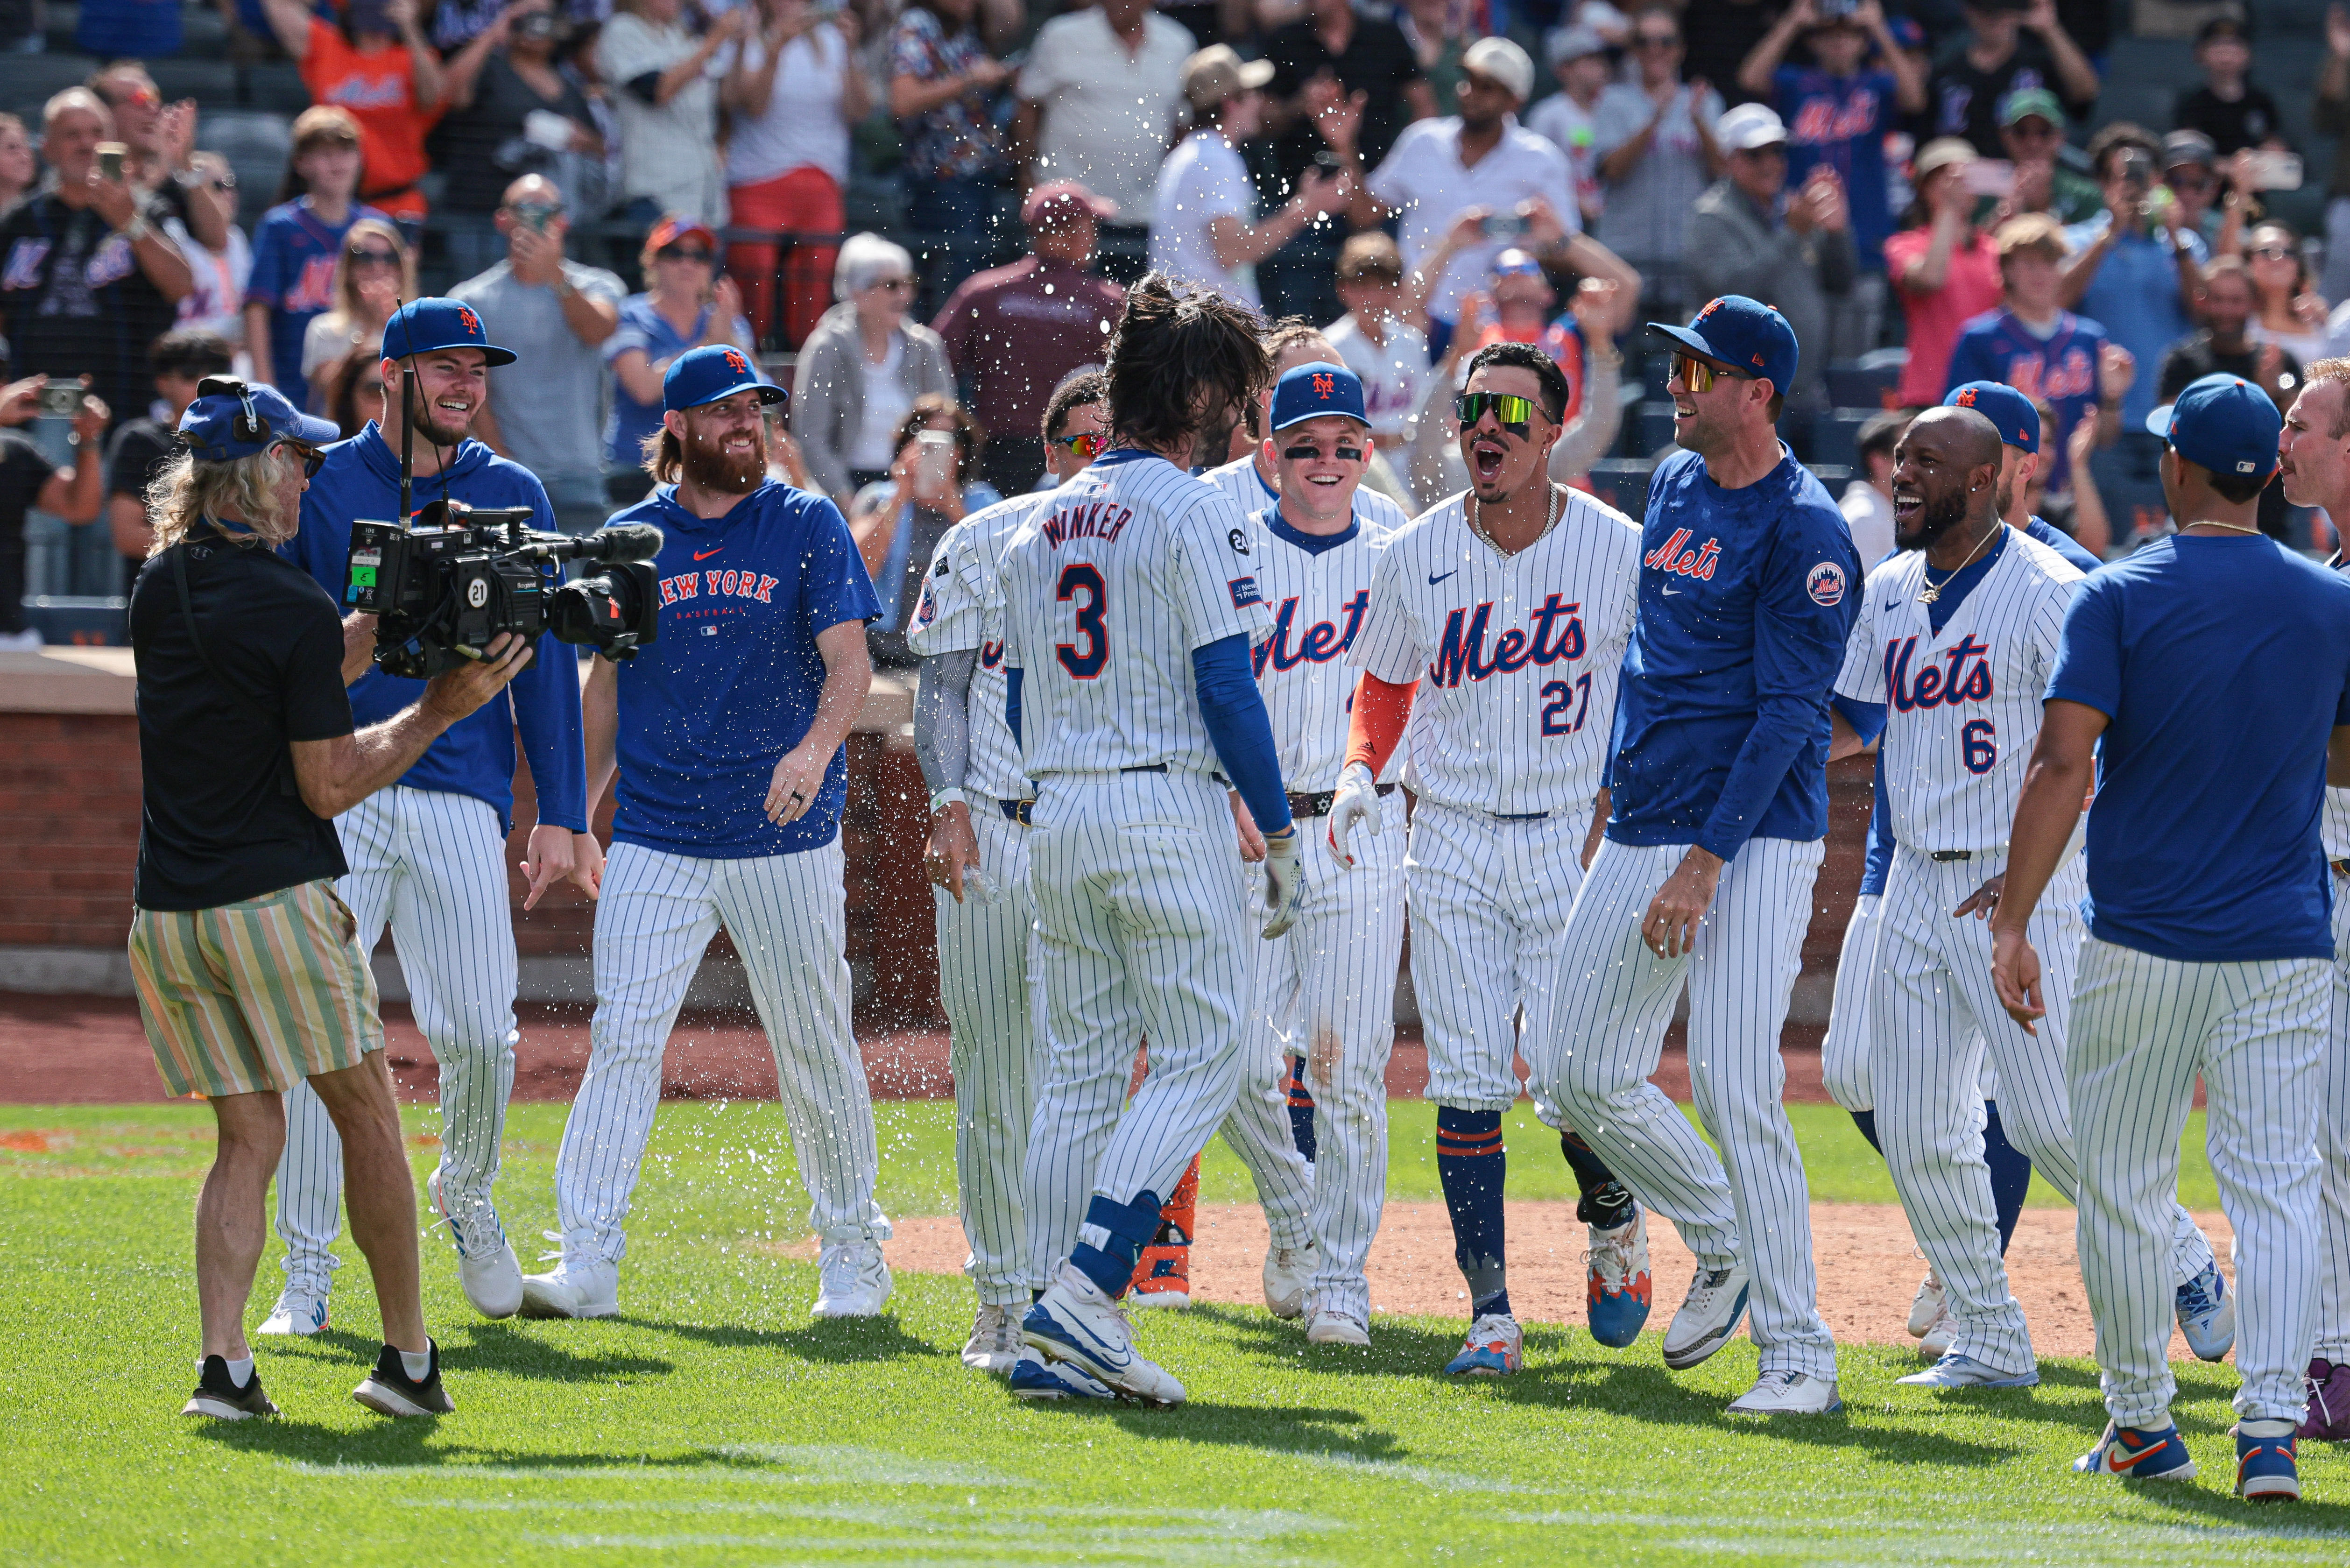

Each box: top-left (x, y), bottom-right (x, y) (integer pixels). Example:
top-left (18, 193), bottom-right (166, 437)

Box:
top-left (151, 59), bottom-right (239, 106)
top-left (1817, 408), bottom-right (1879, 470)
top-left (1825, 348), bottom-right (1905, 410)
top-left (239, 62), bottom-right (311, 115)
top-left (1808, 464), bottom-right (1853, 494)
top-left (1629, 399), bottom-right (1679, 458)
top-left (1585, 458), bottom-right (1653, 519)
top-left (0, 51), bottom-right (103, 122)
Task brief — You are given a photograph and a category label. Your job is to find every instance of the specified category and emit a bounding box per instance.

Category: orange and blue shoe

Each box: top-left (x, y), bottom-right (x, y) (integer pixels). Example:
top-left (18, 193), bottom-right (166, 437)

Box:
top-left (1586, 1205), bottom-right (1652, 1349)
top-left (2074, 1421), bottom-right (2196, 1482)
top-left (1129, 1155), bottom-right (1199, 1310)
top-left (1443, 1312), bottom-right (1523, 1377)
top-left (2234, 1422), bottom-right (2301, 1502)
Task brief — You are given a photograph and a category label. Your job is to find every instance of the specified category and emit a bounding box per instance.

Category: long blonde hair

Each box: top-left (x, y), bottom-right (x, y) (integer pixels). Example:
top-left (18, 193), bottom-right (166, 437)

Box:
top-left (318, 219), bottom-right (415, 340)
top-left (145, 446), bottom-right (302, 555)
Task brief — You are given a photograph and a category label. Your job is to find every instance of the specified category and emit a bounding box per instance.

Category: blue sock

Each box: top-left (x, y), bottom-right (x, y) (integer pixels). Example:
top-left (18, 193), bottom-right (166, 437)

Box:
top-left (1559, 1128), bottom-right (1632, 1227)
top-left (1850, 1108), bottom-right (1881, 1156)
top-left (1983, 1100), bottom-right (2033, 1256)
top-left (1436, 1106), bottom-right (1509, 1318)
top-left (1068, 1189), bottom-right (1163, 1300)
top-left (1286, 1055), bottom-right (1318, 1163)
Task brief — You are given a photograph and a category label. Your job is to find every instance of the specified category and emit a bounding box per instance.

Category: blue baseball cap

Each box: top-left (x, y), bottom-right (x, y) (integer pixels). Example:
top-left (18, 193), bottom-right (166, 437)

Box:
top-left (382, 296), bottom-right (516, 367)
top-left (663, 343), bottom-right (786, 413)
top-left (1945, 381), bottom-right (2039, 452)
top-left (1649, 296), bottom-right (1799, 398)
top-left (1269, 361), bottom-right (1368, 431)
top-left (2145, 373), bottom-right (2281, 481)
top-left (177, 376), bottom-right (338, 461)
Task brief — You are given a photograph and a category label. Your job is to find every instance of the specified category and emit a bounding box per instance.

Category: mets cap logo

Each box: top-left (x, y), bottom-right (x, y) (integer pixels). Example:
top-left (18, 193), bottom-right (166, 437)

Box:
top-left (1697, 298), bottom-right (1724, 320)
top-left (1955, 388), bottom-right (1978, 407)
top-left (1313, 371), bottom-right (1335, 399)
top-left (725, 347), bottom-right (748, 376)
top-left (1807, 561), bottom-right (1845, 607)
top-left (457, 305), bottom-right (481, 337)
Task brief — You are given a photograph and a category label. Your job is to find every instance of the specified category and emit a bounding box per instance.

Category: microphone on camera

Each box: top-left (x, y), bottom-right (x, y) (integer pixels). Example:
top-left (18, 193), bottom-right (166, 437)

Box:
top-left (513, 523), bottom-right (667, 565)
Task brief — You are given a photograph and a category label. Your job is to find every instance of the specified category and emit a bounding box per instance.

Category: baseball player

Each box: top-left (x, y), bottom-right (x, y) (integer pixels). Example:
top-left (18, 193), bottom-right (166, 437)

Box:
top-left (1207, 323), bottom-right (1414, 537)
top-left (1004, 274), bottom-right (1300, 1406)
top-left (2265, 359), bottom-right (2350, 1443)
top-left (268, 299), bottom-right (594, 1334)
top-left (905, 369), bottom-right (1110, 1381)
top-left (1538, 297), bottom-right (1859, 1416)
top-left (1334, 339), bottom-right (1648, 1377)
top-left (1826, 403), bottom-right (2229, 1390)
top-left (520, 345), bottom-right (895, 1322)
top-left (1993, 373), bottom-right (2350, 1498)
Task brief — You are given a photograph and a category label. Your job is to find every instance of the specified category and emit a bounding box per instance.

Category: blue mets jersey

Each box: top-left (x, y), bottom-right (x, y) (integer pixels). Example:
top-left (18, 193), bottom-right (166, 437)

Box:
top-left (1942, 309), bottom-right (2108, 493)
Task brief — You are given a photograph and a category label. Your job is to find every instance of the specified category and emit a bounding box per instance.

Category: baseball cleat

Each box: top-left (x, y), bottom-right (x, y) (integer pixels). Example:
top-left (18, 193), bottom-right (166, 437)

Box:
top-left (812, 1239), bottom-right (892, 1318)
top-left (1662, 1260), bottom-right (1750, 1371)
top-left (1023, 1260), bottom-right (1186, 1405)
top-left (2235, 1423), bottom-right (2301, 1501)
top-left (2175, 1264), bottom-right (2236, 1362)
top-left (182, 1356), bottom-right (278, 1420)
top-left (429, 1167), bottom-right (522, 1320)
top-left (1917, 1300), bottom-right (1955, 1359)
top-left (2299, 1357), bottom-right (2350, 1441)
top-left (1008, 1345), bottom-right (1120, 1401)
top-left (1443, 1313), bottom-right (1523, 1376)
top-left (1262, 1240), bottom-right (1317, 1320)
top-left (256, 1288), bottom-right (329, 1337)
top-left (353, 1339), bottom-right (454, 1418)
top-left (1727, 1370), bottom-right (1842, 1415)
top-left (1586, 1206), bottom-right (1652, 1349)
top-left (1896, 1352), bottom-right (2040, 1389)
top-left (961, 1303), bottom-right (1023, 1375)
top-left (1306, 1309), bottom-right (1370, 1347)
top-left (2074, 1421), bottom-right (2196, 1482)
top-left (1130, 1160), bottom-right (1198, 1309)
top-left (518, 1257), bottom-right (619, 1320)
top-left (1907, 1271), bottom-right (1945, 1339)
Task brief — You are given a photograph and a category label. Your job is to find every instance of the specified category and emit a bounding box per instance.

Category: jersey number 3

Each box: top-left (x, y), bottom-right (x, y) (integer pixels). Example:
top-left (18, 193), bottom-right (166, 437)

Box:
top-left (1056, 563), bottom-right (1109, 680)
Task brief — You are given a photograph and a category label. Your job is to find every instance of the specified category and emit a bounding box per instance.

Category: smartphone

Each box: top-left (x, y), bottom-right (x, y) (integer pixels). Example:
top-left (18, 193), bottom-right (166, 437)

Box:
top-left (95, 142), bottom-right (126, 183)
top-left (914, 430), bottom-right (955, 494)
top-left (36, 382), bottom-right (81, 417)
top-left (2242, 150), bottom-right (2304, 192)
top-left (1961, 158), bottom-right (2015, 198)
top-left (1482, 213), bottom-right (1527, 240)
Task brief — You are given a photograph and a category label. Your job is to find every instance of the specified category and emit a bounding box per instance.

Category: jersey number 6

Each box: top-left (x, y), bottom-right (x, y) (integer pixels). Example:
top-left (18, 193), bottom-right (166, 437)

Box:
top-left (1961, 717), bottom-right (1997, 775)
top-left (1056, 563), bottom-right (1109, 680)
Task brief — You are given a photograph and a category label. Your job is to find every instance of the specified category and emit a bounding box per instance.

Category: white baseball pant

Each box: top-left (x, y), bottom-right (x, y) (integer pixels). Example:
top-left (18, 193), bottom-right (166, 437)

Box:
top-left (1871, 848), bottom-right (2217, 1377)
top-left (2068, 936), bottom-right (2328, 1427)
top-left (932, 806), bottom-right (1041, 1306)
top-left (552, 839), bottom-right (889, 1263)
top-left (1249, 793), bottom-right (1406, 1321)
top-left (1544, 835), bottom-right (1838, 1381)
top-left (1821, 893), bottom-right (1881, 1115)
top-left (273, 786), bottom-right (518, 1295)
top-left (2325, 884), bottom-right (2350, 1362)
top-left (1222, 856), bottom-right (1315, 1253)
top-left (1021, 770), bottom-right (1251, 1279)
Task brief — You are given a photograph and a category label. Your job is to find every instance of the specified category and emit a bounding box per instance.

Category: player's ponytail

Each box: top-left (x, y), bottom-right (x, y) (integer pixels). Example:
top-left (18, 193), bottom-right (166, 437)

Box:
top-left (1104, 273), bottom-right (1272, 459)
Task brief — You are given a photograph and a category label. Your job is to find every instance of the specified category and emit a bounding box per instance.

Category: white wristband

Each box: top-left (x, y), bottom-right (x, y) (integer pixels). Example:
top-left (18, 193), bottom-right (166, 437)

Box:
top-left (929, 786), bottom-right (968, 816)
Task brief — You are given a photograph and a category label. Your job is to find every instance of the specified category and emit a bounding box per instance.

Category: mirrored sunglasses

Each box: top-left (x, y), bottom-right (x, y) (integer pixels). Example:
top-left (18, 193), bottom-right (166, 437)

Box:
top-left (1455, 392), bottom-right (1542, 434)
top-left (1673, 352), bottom-right (1752, 393)
top-left (1052, 431), bottom-right (1108, 459)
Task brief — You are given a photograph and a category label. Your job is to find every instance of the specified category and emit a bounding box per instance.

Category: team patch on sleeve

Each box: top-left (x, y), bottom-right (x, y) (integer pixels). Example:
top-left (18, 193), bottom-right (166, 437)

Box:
top-left (1229, 575), bottom-right (1263, 609)
top-left (1807, 561), bottom-right (1846, 607)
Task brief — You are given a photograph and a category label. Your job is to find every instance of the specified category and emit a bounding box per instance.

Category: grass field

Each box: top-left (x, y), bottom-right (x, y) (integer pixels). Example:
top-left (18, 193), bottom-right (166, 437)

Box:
top-left (5, 1099), bottom-right (2343, 1566)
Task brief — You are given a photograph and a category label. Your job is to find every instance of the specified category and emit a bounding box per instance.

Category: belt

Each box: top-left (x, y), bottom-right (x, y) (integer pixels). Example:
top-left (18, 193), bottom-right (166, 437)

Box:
top-left (1288, 781), bottom-right (1397, 819)
top-left (999, 798), bottom-right (1035, 826)
top-left (1118, 763), bottom-right (1230, 783)
top-left (1930, 850), bottom-right (1973, 862)
top-left (1492, 810), bottom-right (1553, 822)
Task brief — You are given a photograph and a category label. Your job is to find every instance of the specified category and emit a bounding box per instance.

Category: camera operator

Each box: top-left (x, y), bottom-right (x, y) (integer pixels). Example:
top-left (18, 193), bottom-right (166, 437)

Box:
top-left (128, 380), bottom-right (534, 1420)
top-left (266, 297), bottom-right (595, 1338)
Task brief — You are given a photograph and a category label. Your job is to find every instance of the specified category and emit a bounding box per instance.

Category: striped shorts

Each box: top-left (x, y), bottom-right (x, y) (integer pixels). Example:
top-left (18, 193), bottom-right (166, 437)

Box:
top-left (128, 879), bottom-right (383, 1098)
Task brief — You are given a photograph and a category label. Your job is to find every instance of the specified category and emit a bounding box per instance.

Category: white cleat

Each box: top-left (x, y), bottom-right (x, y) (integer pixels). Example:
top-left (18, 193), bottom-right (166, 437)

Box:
top-left (961, 1303), bottom-right (1023, 1374)
top-left (2174, 1263), bottom-right (2236, 1363)
top-left (812, 1239), bottom-right (893, 1318)
top-left (1662, 1260), bottom-right (1750, 1371)
top-left (1306, 1309), bottom-right (1370, 1347)
top-left (1897, 1352), bottom-right (2039, 1389)
top-left (1907, 1271), bottom-right (1945, 1339)
top-left (256, 1289), bottom-right (330, 1336)
top-left (429, 1167), bottom-right (522, 1320)
top-left (1917, 1300), bottom-right (1955, 1359)
top-left (1022, 1260), bottom-right (1186, 1405)
top-left (1263, 1239), bottom-right (1317, 1319)
top-left (1727, 1370), bottom-right (1844, 1415)
top-left (517, 1257), bottom-right (619, 1320)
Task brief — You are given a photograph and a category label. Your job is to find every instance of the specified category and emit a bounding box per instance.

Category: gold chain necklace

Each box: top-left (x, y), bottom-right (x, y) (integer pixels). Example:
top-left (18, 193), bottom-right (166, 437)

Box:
top-left (1471, 480), bottom-right (1562, 557)
top-left (1918, 523), bottom-right (2003, 604)
top-left (2180, 519), bottom-right (2262, 534)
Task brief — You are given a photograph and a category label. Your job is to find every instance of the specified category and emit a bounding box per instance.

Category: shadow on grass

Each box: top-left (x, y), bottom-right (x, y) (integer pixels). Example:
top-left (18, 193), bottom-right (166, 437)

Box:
top-left (188, 1416), bottom-right (808, 1476)
top-left (628, 1312), bottom-right (944, 1364)
top-left (246, 1323), bottom-right (677, 1382)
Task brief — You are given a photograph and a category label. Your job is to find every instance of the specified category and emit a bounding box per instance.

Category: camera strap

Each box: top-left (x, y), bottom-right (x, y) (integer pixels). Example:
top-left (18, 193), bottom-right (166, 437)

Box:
top-left (170, 536), bottom-right (299, 798)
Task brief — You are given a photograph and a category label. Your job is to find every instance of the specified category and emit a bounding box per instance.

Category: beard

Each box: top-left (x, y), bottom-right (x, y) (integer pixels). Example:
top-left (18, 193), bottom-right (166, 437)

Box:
top-left (1994, 471), bottom-right (2015, 519)
top-left (1896, 485), bottom-right (1972, 552)
top-left (682, 422), bottom-right (767, 494)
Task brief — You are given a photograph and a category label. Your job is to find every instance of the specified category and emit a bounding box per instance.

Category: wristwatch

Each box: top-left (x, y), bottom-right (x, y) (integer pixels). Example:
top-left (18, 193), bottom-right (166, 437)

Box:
top-left (118, 214), bottom-right (152, 243)
top-left (929, 786), bottom-right (969, 816)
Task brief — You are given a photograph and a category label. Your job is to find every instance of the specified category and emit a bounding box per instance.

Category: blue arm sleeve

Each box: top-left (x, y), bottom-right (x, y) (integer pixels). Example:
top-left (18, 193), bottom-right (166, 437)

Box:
top-left (1005, 664), bottom-right (1023, 749)
top-left (1831, 693), bottom-right (1886, 747)
top-left (1193, 633), bottom-right (1294, 835)
top-left (511, 624), bottom-right (589, 832)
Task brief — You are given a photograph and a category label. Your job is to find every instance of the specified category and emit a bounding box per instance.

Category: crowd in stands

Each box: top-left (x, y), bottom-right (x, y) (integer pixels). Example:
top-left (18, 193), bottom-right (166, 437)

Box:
top-left (4, 0), bottom-right (2350, 648)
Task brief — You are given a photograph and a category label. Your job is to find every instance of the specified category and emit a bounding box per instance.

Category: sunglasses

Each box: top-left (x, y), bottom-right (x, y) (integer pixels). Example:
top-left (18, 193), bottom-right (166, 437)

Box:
top-left (658, 246), bottom-right (713, 263)
top-left (277, 441), bottom-right (326, 477)
top-left (1455, 392), bottom-right (1543, 434)
top-left (347, 247), bottom-right (400, 268)
top-left (2251, 244), bottom-right (2296, 261)
top-left (1673, 352), bottom-right (1752, 393)
top-left (1052, 431), bottom-right (1108, 459)
top-left (1634, 33), bottom-right (1680, 48)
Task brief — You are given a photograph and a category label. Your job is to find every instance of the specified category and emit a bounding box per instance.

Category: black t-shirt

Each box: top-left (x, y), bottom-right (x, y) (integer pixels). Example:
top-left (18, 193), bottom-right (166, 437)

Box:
top-left (1927, 35), bottom-right (2090, 158)
top-left (1681, 0), bottom-right (1784, 108)
top-left (2174, 85), bottom-right (2284, 159)
top-left (430, 52), bottom-right (599, 214)
top-left (129, 534), bottom-right (354, 911)
top-left (0, 191), bottom-right (182, 435)
top-left (2159, 332), bottom-right (2295, 537)
top-left (106, 417), bottom-right (176, 596)
top-left (0, 428), bottom-right (52, 633)
top-left (1264, 18), bottom-right (1425, 190)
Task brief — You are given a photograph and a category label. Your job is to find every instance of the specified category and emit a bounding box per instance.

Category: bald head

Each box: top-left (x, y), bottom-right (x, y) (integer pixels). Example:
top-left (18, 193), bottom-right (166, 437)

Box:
top-left (1891, 404), bottom-right (2004, 553)
top-left (1911, 404), bottom-right (2005, 470)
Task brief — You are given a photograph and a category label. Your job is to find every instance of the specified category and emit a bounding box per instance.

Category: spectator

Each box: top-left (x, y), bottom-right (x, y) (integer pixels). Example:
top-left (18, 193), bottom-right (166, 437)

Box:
top-left (1682, 0), bottom-right (1782, 108)
top-left (1945, 213), bottom-right (2117, 492)
top-left (2159, 255), bottom-right (2296, 540)
top-left (244, 108), bottom-right (390, 411)
top-left (299, 218), bottom-right (414, 405)
top-left (1884, 138), bottom-right (2002, 406)
top-left (2245, 221), bottom-right (2329, 368)
top-left (1151, 46), bottom-right (1346, 311)
top-left (0, 372), bottom-right (106, 645)
top-left (791, 233), bottom-right (954, 507)
top-left (595, 0), bottom-right (741, 228)
top-left (1591, 7), bottom-right (1724, 311)
top-left (1325, 231), bottom-right (1429, 463)
top-left (1999, 89), bottom-right (2097, 225)
top-left (0, 90), bottom-right (191, 434)
top-left (106, 329), bottom-right (234, 593)
top-left (602, 215), bottom-right (757, 501)
top-left (452, 173), bottom-right (626, 535)
top-left (2173, 14), bottom-right (2282, 160)
top-left (76, 0), bottom-right (182, 55)
top-left (1399, 0), bottom-right (1470, 114)
top-left (321, 344), bottom-right (389, 438)
top-left (848, 393), bottom-right (1001, 666)
top-left (1263, 0), bottom-right (1433, 210)
top-left (2317, 4), bottom-right (2350, 309)
top-left (1530, 26), bottom-right (1611, 229)
top-left (1686, 103), bottom-right (1854, 431)
top-left (1841, 407), bottom-right (1904, 568)
top-left (1925, 0), bottom-right (2097, 160)
top-left (1016, 0), bottom-right (1195, 238)
top-left (88, 63), bottom-right (234, 257)
top-left (258, 0), bottom-right (447, 226)
top-left (2154, 128), bottom-right (2235, 253)
top-left (435, 2), bottom-right (608, 284)
top-left (173, 154), bottom-right (254, 351)
top-left (0, 114), bottom-right (34, 214)
top-left (721, 0), bottom-right (870, 347)
top-left (2061, 124), bottom-right (2202, 433)
top-left (888, 0), bottom-right (1013, 299)
top-left (932, 180), bottom-right (1125, 497)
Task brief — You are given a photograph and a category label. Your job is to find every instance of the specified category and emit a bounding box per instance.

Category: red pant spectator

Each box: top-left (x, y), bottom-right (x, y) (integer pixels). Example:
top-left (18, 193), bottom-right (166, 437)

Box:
top-left (727, 166), bottom-right (841, 348)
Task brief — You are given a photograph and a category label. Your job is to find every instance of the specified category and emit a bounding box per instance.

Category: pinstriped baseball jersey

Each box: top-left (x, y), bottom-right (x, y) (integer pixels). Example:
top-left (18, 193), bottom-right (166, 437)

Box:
top-left (1835, 528), bottom-right (2082, 853)
top-left (1350, 489), bottom-right (1642, 816)
top-left (1205, 453), bottom-right (1414, 536)
top-left (1000, 449), bottom-right (1271, 776)
top-left (2325, 786), bottom-right (2350, 861)
top-left (905, 491), bottom-right (1046, 803)
top-left (1245, 507), bottom-right (1396, 792)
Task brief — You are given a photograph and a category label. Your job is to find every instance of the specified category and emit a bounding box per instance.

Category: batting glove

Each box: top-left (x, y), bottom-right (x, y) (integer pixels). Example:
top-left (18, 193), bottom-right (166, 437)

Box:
top-left (1262, 826), bottom-right (1304, 938)
top-left (1326, 762), bottom-right (1380, 869)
